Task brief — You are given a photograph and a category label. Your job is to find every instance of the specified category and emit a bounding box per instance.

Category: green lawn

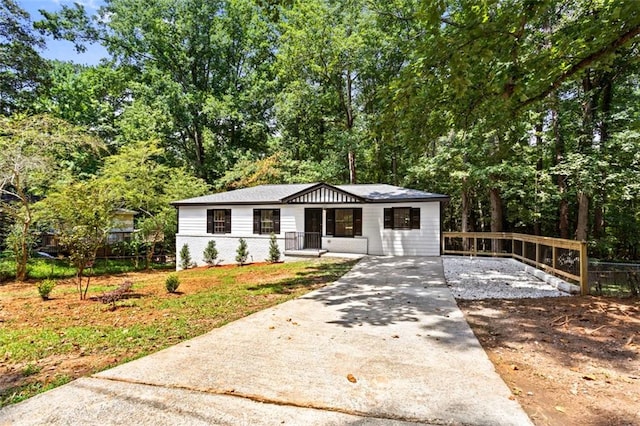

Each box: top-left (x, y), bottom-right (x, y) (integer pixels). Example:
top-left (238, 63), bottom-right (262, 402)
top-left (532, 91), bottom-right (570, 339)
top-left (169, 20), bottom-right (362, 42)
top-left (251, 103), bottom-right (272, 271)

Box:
top-left (0, 257), bottom-right (173, 282)
top-left (0, 258), bottom-right (357, 406)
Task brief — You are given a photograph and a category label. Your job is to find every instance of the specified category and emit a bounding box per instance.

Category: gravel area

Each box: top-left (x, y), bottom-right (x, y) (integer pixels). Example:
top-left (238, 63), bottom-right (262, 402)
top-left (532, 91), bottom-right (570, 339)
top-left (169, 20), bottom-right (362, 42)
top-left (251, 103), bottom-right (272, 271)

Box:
top-left (442, 256), bottom-right (571, 300)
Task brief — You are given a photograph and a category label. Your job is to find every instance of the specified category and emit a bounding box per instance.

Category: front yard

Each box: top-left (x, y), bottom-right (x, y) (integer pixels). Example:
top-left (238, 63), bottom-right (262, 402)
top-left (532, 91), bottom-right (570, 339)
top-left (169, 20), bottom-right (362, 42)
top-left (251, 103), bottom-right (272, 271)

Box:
top-left (0, 258), bottom-right (357, 407)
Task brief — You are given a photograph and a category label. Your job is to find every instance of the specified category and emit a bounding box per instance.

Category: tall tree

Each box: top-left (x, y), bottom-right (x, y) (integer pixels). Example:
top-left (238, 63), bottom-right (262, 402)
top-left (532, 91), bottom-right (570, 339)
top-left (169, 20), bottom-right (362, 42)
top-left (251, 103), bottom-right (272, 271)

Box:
top-left (0, 114), bottom-right (101, 280)
top-left (0, 0), bottom-right (49, 114)
top-left (98, 140), bottom-right (209, 268)
top-left (277, 0), bottom-right (398, 183)
top-left (38, 0), bottom-right (277, 181)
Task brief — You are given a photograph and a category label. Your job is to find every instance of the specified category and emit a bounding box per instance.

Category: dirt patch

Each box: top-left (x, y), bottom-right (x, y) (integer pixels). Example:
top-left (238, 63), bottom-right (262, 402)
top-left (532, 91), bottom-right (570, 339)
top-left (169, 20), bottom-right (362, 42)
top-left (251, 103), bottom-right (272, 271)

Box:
top-left (458, 296), bottom-right (640, 426)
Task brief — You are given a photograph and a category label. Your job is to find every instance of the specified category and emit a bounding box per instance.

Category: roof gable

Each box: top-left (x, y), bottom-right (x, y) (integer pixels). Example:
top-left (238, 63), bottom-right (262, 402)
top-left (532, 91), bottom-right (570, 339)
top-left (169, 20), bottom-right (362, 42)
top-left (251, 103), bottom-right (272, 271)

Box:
top-left (171, 183), bottom-right (449, 206)
top-left (282, 183), bottom-right (363, 204)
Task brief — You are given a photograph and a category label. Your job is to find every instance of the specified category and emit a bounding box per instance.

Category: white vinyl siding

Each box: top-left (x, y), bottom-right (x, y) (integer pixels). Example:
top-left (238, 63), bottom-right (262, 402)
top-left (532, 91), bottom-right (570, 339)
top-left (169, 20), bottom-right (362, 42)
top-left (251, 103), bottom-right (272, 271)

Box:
top-left (176, 201), bottom-right (441, 267)
top-left (365, 202), bottom-right (441, 256)
top-left (178, 205), bottom-right (301, 236)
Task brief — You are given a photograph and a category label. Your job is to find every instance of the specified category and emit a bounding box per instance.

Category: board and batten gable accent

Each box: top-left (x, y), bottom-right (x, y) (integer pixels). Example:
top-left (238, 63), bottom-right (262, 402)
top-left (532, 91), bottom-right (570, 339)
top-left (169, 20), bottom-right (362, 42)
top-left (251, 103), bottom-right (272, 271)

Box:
top-left (285, 185), bottom-right (362, 204)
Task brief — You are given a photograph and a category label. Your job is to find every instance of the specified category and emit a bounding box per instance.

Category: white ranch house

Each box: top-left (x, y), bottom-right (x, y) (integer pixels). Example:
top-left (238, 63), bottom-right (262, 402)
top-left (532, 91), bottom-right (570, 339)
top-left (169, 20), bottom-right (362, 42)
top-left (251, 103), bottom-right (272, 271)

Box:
top-left (172, 183), bottom-right (449, 267)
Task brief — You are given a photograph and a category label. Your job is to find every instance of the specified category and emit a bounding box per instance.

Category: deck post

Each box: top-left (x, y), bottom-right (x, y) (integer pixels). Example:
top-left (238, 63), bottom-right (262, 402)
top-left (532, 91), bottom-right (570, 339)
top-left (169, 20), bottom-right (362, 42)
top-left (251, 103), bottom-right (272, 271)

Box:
top-left (580, 240), bottom-right (589, 296)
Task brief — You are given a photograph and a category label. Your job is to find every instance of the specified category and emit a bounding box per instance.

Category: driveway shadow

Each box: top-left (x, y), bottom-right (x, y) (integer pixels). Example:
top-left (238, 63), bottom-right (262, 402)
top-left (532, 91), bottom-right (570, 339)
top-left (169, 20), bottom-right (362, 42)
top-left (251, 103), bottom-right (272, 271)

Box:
top-left (302, 256), bottom-right (481, 349)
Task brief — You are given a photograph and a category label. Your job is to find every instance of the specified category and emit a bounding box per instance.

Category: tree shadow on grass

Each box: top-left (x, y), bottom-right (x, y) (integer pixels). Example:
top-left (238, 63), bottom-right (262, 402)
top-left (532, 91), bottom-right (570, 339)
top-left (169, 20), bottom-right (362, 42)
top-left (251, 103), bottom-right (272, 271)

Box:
top-left (246, 259), bottom-right (359, 294)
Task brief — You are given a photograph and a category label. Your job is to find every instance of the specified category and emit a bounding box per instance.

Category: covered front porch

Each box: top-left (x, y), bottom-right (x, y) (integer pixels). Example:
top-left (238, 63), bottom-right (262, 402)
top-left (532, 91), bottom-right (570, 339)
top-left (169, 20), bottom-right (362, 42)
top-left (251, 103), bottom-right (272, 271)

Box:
top-left (284, 232), bottom-right (368, 257)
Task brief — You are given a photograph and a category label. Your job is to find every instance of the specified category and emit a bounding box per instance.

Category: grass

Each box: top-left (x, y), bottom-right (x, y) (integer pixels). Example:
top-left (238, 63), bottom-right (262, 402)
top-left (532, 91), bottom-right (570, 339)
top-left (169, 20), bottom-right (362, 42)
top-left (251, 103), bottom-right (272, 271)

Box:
top-left (0, 257), bottom-right (174, 281)
top-left (0, 258), bottom-right (357, 407)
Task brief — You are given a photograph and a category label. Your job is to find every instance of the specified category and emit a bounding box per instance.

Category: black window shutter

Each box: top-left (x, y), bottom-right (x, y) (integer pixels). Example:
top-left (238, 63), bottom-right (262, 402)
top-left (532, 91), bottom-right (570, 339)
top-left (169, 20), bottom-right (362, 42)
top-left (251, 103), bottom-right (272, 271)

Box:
top-left (354, 208), bottom-right (362, 236)
top-left (326, 209), bottom-right (335, 236)
top-left (206, 210), bottom-right (214, 233)
top-left (273, 209), bottom-right (281, 234)
top-left (411, 208), bottom-right (421, 229)
top-left (224, 209), bottom-right (232, 233)
top-left (253, 210), bottom-right (261, 234)
top-left (383, 208), bottom-right (392, 229)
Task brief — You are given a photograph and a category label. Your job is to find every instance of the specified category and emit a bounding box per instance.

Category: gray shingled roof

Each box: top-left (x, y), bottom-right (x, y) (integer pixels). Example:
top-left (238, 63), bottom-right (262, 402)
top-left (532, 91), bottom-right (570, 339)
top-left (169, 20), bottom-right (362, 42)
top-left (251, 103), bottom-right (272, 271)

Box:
top-left (172, 183), bottom-right (448, 205)
top-left (337, 184), bottom-right (447, 201)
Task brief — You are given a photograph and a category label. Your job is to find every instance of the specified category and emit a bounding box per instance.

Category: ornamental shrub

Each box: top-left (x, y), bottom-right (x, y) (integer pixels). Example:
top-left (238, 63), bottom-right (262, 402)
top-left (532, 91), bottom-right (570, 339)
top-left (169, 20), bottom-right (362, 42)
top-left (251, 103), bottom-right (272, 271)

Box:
top-left (267, 233), bottom-right (281, 263)
top-left (203, 240), bottom-right (219, 266)
top-left (165, 274), bottom-right (180, 293)
top-left (179, 243), bottom-right (192, 270)
top-left (235, 238), bottom-right (249, 266)
top-left (37, 279), bottom-right (56, 300)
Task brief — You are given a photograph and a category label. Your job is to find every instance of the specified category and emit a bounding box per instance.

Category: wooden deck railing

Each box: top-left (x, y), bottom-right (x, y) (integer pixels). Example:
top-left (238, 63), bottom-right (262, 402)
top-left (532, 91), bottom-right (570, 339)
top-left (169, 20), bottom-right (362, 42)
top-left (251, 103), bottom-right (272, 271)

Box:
top-left (442, 232), bottom-right (589, 295)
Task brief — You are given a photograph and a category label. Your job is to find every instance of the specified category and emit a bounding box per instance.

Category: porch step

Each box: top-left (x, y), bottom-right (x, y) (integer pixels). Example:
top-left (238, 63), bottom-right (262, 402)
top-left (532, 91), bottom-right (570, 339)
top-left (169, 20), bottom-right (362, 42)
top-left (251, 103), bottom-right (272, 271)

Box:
top-left (284, 249), bottom-right (328, 258)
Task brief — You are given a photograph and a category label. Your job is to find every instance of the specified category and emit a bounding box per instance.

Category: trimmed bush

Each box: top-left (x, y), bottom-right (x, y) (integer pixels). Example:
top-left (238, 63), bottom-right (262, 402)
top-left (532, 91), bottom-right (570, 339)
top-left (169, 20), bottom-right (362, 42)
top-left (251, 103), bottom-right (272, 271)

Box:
top-left (36, 279), bottom-right (56, 300)
top-left (235, 238), bottom-right (249, 266)
top-left (179, 244), bottom-right (192, 270)
top-left (165, 274), bottom-right (180, 293)
top-left (203, 240), bottom-right (219, 266)
top-left (267, 233), bottom-right (281, 263)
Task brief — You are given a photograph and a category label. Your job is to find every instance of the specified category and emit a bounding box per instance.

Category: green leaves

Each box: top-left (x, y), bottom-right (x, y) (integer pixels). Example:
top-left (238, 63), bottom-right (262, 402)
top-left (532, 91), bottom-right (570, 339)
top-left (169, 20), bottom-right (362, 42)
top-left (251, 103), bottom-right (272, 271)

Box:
top-left (0, 0), bottom-right (49, 114)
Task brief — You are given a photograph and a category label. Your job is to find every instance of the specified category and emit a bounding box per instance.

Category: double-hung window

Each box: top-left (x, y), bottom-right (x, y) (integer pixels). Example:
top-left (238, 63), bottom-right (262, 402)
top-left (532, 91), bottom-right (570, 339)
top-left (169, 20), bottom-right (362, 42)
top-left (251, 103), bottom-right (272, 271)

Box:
top-left (384, 207), bottom-right (420, 230)
top-left (253, 209), bottom-right (281, 234)
top-left (326, 208), bottom-right (362, 237)
top-left (207, 209), bottom-right (231, 234)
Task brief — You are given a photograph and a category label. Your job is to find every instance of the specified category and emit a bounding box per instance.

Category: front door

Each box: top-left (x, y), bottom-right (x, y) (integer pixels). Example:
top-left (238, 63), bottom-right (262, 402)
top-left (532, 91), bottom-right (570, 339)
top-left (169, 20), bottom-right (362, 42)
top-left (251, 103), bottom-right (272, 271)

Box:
top-left (304, 208), bottom-right (322, 249)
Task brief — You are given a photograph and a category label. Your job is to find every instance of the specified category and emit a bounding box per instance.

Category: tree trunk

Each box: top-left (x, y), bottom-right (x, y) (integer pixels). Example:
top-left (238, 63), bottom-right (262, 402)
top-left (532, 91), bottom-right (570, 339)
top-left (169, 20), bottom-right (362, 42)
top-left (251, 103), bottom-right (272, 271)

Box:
top-left (533, 120), bottom-right (543, 236)
top-left (347, 150), bottom-right (356, 184)
top-left (593, 74), bottom-right (613, 239)
top-left (391, 151), bottom-right (398, 186)
top-left (552, 97), bottom-right (570, 239)
top-left (461, 181), bottom-right (472, 251)
top-left (15, 178), bottom-right (30, 282)
top-left (575, 191), bottom-right (589, 241)
top-left (575, 73), bottom-right (595, 241)
top-left (145, 241), bottom-right (157, 270)
top-left (490, 186), bottom-right (503, 252)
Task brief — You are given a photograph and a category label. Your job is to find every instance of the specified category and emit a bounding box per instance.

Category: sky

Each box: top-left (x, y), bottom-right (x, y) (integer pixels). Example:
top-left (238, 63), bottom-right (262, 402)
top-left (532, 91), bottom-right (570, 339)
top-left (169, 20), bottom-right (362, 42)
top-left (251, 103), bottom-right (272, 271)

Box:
top-left (19, 0), bottom-right (109, 65)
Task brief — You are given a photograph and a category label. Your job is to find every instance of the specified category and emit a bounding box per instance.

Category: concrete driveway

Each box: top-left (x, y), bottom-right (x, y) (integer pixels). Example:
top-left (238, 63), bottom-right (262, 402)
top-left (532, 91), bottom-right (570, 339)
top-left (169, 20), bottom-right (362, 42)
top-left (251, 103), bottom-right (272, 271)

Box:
top-left (0, 257), bottom-right (532, 425)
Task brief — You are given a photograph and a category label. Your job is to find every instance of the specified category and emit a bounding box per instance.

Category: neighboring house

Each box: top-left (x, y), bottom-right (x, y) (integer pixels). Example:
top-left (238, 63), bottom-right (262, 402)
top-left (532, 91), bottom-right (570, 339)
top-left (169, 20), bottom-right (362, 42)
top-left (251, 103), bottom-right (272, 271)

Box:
top-left (106, 208), bottom-right (137, 245)
top-left (172, 183), bottom-right (449, 268)
top-left (40, 208), bottom-right (137, 256)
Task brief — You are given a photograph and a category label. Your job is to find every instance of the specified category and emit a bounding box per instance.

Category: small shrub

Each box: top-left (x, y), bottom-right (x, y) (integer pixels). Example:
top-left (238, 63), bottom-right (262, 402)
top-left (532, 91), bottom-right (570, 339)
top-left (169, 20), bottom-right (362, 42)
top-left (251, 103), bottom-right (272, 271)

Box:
top-left (235, 238), bottom-right (249, 266)
top-left (203, 240), bottom-right (219, 266)
top-left (267, 233), bottom-right (281, 263)
top-left (179, 244), bottom-right (192, 269)
top-left (36, 279), bottom-right (56, 300)
top-left (22, 363), bottom-right (41, 377)
top-left (165, 274), bottom-right (180, 293)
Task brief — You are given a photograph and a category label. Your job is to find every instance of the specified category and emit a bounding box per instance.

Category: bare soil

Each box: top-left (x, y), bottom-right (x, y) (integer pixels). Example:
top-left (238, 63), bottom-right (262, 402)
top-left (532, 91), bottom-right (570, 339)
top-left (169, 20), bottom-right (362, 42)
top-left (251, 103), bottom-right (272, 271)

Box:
top-left (458, 296), bottom-right (640, 426)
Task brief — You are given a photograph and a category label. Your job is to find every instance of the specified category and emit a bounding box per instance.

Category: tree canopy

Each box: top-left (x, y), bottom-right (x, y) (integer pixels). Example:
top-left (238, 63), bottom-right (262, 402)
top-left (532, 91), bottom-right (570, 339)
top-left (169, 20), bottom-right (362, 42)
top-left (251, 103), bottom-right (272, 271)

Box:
top-left (0, 0), bottom-right (638, 264)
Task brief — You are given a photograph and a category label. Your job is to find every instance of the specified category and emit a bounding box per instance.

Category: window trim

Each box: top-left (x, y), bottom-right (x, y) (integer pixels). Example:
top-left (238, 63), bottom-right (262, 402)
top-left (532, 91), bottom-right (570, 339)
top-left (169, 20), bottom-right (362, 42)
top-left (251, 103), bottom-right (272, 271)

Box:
top-left (253, 209), bottom-right (281, 235)
top-left (207, 209), bottom-right (231, 234)
top-left (384, 207), bottom-right (420, 230)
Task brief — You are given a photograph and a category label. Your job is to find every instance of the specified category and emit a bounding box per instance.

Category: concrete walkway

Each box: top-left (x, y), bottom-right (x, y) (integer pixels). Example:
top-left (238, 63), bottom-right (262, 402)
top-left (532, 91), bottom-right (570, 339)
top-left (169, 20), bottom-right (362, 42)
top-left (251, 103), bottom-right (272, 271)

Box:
top-left (1, 257), bottom-right (532, 426)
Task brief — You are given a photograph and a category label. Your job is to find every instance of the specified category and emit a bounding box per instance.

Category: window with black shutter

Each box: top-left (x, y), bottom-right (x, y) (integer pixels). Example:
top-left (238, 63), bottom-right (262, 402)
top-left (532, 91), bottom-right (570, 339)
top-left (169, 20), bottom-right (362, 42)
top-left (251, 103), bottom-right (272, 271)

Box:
top-left (326, 209), bottom-right (335, 236)
top-left (253, 209), bottom-right (281, 234)
top-left (410, 208), bottom-right (420, 229)
top-left (207, 209), bottom-right (231, 234)
top-left (384, 207), bottom-right (420, 230)
top-left (326, 208), bottom-right (362, 237)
